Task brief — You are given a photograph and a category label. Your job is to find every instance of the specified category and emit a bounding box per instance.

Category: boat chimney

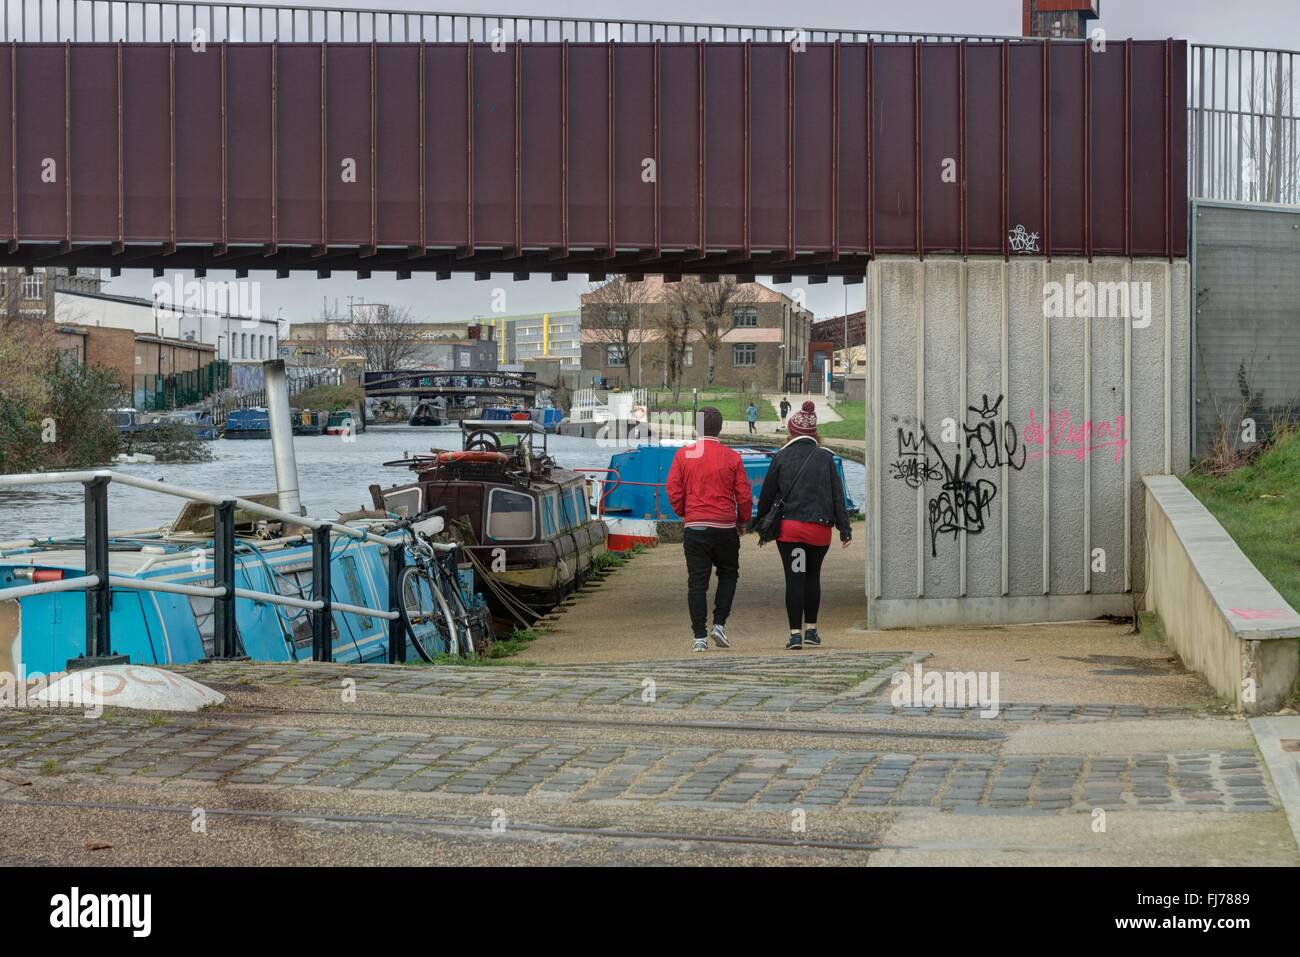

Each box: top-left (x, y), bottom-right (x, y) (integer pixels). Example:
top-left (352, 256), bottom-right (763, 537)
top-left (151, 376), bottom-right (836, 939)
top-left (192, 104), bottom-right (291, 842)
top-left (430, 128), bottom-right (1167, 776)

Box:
top-left (263, 360), bottom-right (303, 516)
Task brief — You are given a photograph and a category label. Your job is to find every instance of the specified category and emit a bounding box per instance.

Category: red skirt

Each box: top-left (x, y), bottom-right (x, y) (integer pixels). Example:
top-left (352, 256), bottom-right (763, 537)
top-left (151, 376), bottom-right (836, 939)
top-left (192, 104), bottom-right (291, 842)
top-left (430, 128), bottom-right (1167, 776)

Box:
top-left (777, 519), bottom-right (832, 547)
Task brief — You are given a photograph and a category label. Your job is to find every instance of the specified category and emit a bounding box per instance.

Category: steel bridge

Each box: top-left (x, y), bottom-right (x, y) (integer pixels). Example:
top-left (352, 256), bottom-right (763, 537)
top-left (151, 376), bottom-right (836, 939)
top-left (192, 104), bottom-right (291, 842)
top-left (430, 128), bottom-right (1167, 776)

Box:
top-left (0, 1), bottom-right (1199, 281)
top-left (362, 370), bottom-right (538, 401)
top-left (0, 2), bottom-right (1290, 281)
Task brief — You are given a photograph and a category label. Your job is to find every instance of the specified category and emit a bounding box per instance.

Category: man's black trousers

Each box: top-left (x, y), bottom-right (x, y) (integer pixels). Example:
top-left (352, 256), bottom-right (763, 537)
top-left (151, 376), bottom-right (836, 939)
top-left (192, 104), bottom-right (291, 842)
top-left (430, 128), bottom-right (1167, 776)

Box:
top-left (682, 526), bottom-right (741, 639)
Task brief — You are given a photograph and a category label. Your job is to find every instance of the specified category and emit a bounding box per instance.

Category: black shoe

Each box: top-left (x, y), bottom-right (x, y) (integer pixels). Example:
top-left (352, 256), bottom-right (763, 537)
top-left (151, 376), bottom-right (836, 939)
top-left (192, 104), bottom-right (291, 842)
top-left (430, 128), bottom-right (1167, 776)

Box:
top-left (803, 628), bottom-right (821, 647)
top-left (785, 633), bottom-right (803, 650)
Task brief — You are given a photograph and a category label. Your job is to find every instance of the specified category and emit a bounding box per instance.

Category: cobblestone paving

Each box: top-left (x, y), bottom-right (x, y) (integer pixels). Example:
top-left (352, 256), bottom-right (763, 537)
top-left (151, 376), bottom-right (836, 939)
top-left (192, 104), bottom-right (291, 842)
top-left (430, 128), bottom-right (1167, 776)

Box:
top-left (0, 712), bottom-right (1271, 813)
top-left (172, 655), bottom-right (1197, 721)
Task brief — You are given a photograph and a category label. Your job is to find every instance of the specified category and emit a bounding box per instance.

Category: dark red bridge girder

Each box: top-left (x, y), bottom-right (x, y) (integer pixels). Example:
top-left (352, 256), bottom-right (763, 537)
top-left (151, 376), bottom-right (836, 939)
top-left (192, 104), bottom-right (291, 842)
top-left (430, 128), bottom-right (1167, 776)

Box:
top-left (0, 39), bottom-right (1186, 279)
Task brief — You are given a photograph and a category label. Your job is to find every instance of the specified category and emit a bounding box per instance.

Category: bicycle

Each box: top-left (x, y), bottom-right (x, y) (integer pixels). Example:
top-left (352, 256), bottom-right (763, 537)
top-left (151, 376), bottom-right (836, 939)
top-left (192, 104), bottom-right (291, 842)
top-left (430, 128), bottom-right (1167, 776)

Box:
top-left (392, 509), bottom-right (495, 662)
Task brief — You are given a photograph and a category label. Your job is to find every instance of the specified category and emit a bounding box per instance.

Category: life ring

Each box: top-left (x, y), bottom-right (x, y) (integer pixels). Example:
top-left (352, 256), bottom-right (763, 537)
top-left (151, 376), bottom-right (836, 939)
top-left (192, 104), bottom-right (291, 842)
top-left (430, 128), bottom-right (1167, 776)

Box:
top-left (631, 404), bottom-right (648, 422)
top-left (437, 450), bottom-right (509, 464)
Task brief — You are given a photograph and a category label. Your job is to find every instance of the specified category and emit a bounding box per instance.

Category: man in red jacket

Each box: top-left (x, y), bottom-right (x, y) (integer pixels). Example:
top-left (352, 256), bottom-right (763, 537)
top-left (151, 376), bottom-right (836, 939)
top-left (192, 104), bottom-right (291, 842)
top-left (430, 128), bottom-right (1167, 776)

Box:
top-left (666, 407), bottom-right (753, 652)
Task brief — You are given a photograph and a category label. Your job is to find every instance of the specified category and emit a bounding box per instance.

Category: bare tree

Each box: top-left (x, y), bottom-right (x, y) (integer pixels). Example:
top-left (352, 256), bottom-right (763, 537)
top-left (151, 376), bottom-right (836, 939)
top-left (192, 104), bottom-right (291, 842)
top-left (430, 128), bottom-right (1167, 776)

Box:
top-left (344, 302), bottom-right (421, 371)
top-left (658, 282), bottom-right (697, 402)
top-left (1241, 55), bottom-right (1300, 205)
top-left (680, 276), bottom-right (760, 387)
top-left (584, 277), bottom-right (650, 386)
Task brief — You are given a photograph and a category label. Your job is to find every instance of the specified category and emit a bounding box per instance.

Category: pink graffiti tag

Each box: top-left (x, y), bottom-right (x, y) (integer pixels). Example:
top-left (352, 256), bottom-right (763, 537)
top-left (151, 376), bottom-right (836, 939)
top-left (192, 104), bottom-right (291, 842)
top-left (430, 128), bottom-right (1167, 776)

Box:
top-left (1229, 608), bottom-right (1290, 621)
top-left (1022, 408), bottom-right (1128, 464)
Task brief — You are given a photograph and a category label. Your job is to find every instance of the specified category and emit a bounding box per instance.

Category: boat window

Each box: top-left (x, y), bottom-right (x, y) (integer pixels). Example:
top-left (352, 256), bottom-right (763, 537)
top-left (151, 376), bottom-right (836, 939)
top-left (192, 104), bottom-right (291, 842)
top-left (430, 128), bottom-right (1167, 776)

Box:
top-left (486, 488), bottom-right (535, 542)
top-left (337, 556), bottom-right (375, 632)
top-left (540, 492), bottom-right (558, 538)
top-left (276, 568), bottom-right (315, 647)
top-left (189, 594), bottom-right (216, 658)
top-left (383, 487), bottom-right (422, 518)
top-left (188, 584), bottom-right (240, 658)
top-left (558, 485), bottom-right (576, 530)
top-left (569, 486), bottom-right (590, 524)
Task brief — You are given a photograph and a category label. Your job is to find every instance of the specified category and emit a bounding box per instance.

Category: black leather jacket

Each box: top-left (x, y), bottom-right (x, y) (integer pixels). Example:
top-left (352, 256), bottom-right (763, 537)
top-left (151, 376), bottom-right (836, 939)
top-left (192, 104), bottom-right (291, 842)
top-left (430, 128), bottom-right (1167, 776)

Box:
top-left (753, 436), bottom-right (852, 541)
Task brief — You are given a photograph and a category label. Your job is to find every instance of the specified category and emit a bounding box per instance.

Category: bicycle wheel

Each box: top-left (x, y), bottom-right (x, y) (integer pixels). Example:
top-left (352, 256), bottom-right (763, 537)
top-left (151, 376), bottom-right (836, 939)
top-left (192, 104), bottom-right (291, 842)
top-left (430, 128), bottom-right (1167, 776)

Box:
top-left (398, 565), bottom-right (458, 662)
top-left (430, 564), bottom-right (482, 658)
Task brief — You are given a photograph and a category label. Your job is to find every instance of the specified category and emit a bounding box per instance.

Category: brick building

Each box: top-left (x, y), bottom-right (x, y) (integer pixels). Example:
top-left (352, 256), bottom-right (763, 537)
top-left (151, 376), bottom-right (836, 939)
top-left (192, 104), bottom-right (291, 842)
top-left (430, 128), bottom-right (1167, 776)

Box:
top-left (579, 277), bottom-right (812, 391)
top-left (1022, 0), bottom-right (1099, 39)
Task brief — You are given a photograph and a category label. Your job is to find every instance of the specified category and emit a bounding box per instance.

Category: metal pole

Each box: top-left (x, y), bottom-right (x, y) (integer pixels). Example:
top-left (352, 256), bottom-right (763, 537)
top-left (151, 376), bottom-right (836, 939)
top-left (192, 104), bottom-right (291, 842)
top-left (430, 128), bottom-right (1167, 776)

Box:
top-left (387, 542), bottom-right (406, 663)
top-left (263, 359), bottom-right (302, 516)
top-left (212, 498), bottom-right (236, 658)
top-left (77, 475), bottom-right (122, 669)
top-left (311, 523), bottom-right (332, 662)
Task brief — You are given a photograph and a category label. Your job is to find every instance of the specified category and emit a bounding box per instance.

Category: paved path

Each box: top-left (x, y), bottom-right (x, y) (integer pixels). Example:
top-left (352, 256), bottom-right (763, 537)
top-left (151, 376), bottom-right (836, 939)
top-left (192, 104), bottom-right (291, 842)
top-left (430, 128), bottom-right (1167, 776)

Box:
top-left (0, 540), bottom-right (1295, 865)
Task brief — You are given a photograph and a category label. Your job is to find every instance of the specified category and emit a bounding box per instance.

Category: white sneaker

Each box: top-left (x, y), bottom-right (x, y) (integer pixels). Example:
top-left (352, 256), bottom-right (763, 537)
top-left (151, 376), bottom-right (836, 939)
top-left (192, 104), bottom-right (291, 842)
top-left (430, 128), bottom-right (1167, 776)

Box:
top-left (711, 624), bottom-right (731, 648)
top-left (692, 638), bottom-right (708, 653)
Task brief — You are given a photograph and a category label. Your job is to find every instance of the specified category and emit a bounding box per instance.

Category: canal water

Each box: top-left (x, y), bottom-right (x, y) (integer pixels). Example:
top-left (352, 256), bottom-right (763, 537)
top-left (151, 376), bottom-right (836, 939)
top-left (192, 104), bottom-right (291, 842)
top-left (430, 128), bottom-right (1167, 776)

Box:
top-left (0, 427), bottom-right (866, 542)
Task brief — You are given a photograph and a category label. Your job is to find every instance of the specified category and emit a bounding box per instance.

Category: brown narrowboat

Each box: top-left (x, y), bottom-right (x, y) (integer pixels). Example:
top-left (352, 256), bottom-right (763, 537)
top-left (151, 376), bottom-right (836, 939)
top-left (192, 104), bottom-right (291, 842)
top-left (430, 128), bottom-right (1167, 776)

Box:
top-left (369, 420), bottom-right (608, 624)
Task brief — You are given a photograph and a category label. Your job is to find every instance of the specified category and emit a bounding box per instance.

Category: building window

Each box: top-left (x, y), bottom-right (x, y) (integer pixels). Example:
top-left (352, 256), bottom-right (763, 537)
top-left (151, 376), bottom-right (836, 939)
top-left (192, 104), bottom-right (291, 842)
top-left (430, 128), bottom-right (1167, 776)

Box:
top-left (683, 345), bottom-right (694, 368)
top-left (605, 345), bottom-right (627, 367)
top-left (21, 271), bottom-right (45, 300)
top-left (732, 343), bottom-right (757, 367)
top-left (732, 306), bottom-right (758, 328)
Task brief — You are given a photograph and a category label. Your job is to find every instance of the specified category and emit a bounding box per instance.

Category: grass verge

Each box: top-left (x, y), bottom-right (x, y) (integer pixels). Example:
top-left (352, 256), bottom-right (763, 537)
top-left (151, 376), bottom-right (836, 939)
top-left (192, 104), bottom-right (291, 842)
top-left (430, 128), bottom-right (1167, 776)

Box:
top-left (1183, 429), bottom-right (1300, 612)
top-left (817, 401), bottom-right (866, 441)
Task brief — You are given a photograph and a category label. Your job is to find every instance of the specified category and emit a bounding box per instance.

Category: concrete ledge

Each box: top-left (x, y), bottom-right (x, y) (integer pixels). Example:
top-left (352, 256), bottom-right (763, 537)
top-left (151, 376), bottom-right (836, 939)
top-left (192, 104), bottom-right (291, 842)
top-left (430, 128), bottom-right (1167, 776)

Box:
top-left (1144, 475), bottom-right (1300, 712)
top-left (866, 593), bottom-right (1134, 630)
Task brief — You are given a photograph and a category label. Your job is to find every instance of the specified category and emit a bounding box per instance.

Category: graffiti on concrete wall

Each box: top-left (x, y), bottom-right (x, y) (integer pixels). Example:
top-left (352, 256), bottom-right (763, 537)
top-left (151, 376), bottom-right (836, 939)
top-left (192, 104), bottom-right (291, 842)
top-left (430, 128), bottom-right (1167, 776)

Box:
top-left (892, 395), bottom-right (1026, 557)
top-left (1022, 408), bottom-right (1127, 463)
top-left (891, 396), bottom-right (1128, 556)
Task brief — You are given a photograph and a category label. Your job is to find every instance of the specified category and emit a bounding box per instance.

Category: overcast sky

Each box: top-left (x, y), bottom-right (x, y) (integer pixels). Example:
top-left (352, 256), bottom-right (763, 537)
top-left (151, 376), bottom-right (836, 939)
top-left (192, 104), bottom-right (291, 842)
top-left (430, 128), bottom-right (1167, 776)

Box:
top-left (99, 0), bottom-right (1300, 324)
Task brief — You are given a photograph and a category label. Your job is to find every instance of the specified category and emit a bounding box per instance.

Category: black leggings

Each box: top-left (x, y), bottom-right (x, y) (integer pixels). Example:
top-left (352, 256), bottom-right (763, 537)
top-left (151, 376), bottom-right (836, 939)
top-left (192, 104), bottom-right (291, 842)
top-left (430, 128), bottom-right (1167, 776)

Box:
top-left (776, 541), bottom-right (829, 631)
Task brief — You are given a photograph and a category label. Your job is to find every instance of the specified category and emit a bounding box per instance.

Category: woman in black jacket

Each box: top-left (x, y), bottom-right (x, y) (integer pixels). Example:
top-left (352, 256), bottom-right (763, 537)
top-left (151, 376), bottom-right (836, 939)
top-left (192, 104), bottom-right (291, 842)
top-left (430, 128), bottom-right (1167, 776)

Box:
top-left (752, 401), bottom-right (853, 650)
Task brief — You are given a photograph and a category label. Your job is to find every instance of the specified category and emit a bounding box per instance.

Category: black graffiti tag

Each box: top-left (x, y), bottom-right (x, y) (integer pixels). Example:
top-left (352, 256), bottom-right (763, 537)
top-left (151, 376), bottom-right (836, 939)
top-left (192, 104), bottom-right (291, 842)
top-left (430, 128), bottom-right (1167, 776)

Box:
top-left (962, 394), bottom-right (1027, 472)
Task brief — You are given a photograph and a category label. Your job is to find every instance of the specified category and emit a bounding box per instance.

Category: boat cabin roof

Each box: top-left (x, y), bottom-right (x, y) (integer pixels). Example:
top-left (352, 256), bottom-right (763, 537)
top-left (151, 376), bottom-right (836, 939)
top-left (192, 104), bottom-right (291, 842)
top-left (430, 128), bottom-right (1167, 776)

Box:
top-left (460, 419), bottom-right (545, 434)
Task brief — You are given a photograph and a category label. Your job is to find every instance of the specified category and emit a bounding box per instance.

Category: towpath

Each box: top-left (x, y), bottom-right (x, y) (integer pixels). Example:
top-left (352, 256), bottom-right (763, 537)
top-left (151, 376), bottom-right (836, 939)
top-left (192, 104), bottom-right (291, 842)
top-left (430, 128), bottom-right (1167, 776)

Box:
top-left (0, 538), bottom-right (1295, 865)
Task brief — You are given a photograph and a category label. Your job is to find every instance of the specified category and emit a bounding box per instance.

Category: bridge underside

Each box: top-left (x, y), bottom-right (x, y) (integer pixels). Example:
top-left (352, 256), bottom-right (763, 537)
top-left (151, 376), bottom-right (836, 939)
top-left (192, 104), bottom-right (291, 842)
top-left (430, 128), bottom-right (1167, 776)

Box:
top-left (0, 242), bottom-right (874, 282)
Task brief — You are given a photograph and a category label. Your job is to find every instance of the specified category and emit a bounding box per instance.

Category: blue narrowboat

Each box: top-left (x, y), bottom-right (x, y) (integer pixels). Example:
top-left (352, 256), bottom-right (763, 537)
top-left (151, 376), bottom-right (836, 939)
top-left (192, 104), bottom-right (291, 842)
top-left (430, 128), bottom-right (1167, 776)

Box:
top-left (0, 522), bottom-right (466, 675)
top-left (593, 442), bottom-right (858, 550)
top-left (224, 407), bottom-right (271, 440)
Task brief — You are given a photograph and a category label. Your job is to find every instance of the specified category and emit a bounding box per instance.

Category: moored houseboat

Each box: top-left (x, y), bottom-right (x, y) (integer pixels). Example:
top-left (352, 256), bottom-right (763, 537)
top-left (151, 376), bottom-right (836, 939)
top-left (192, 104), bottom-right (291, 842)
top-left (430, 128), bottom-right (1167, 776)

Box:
top-left (223, 407), bottom-right (271, 440)
top-left (291, 408), bottom-right (325, 435)
top-left (324, 409), bottom-right (364, 436)
top-left (408, 398), bottom-right (445, 427)
top-left (370, 420), bottom-right (608, 624)
top-left (0, 361), bottom-right (494, 678)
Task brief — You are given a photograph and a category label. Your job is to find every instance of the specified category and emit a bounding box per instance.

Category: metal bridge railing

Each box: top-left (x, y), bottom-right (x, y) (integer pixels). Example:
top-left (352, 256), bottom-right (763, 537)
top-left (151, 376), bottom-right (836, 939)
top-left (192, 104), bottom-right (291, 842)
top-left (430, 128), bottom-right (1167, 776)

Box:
top-left (1, 0), bottom-right (1049, 45)
top-left (1190, 44), bottom-right (1299, 206)
top-left (0, 469), bottom-right (409, 667)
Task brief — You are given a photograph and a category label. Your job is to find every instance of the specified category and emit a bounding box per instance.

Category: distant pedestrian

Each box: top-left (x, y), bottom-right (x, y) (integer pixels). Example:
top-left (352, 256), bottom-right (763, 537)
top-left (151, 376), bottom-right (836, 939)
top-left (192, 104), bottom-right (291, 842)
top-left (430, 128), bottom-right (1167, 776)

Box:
top-left (752, 401), bottom-right (852, 650)
top-left (779, 397), bottom-right (791, 421)
top-left (666, 407), bottom-right (753, 653)
top-left (746, 402), bottom-right (759, 434)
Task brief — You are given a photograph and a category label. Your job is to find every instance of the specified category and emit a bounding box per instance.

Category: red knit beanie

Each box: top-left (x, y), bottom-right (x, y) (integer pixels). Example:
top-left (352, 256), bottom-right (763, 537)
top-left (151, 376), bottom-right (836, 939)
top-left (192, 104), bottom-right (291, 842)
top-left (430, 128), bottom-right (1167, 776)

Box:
top-left (788, 400), bottom-right (818, 438)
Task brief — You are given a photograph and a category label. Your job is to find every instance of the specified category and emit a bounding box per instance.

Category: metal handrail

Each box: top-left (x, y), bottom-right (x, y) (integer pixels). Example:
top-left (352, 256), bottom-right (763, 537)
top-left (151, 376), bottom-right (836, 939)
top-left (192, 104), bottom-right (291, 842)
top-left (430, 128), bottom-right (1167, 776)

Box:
top-left (0, 0), bottom-right (1055, 44)
top-left (0, 467), bottom-right (409, 662)
top-left (0, 469), bottom-right (393, 547)
top-left (574, 466), bottom-right (672, 520)
top-left (0, 574), bottom-right (100, 601)
top-left (1189, 42), bottom-right (1300, 207)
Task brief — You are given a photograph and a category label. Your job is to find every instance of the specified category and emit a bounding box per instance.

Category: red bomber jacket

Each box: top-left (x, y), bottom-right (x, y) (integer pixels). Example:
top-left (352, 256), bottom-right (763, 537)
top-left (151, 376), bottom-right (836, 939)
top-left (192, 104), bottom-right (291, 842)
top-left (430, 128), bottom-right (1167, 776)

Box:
top-left (665, 437), bottom-right (753, 529)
